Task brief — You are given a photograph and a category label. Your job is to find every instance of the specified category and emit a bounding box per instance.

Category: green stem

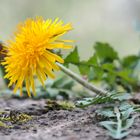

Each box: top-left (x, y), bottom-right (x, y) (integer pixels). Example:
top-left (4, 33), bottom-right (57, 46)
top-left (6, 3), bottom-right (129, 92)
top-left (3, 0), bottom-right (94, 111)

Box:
top-left (56, 62), bottom-right (107, 96)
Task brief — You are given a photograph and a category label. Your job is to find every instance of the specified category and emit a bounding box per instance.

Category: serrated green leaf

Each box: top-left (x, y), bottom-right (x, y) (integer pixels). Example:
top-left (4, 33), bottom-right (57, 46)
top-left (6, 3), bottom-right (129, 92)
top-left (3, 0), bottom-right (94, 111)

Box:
top-left (94, 42), bottom-right (118, 63)
top-left (101, 63), bottom-right (115, 70)
top-left (100, 121), bottom-right (117, 132)
top-left (122, 117), bottom-right (135, 131)
top-left (96, 108), bottom-right (115, 118)
top-left (52, 77), bottom-right (74, 89)
top-left (52, 76), bottom-right (67, 87)
top-left (87, 54), bottom-right (98, 65)
top-left (99, 106), bottom-right (134, 139)
top-left (75, 93), bottom-right (115, 108)
top-left (117, 69), bottom-right (137, 84)
top-left (118, 102), bottom-right (134, 120)
top-left (63, 42), bottom-right (139, 91)
top-left (122, 53), bottom-right (140, 87)
top-left (119, 102), bottom-right (133, 111)
top-left (78, 61), bottom-right (90, 75)
top-left (76, 92), bottom-right (131, 108)
top-left (64, 47), bottom-right (80, 65)
top-left (122, 55), bottom-right (139, 68)
top-left (121, 108), bottom-right (134, 120)
top-left (109, 131), bottom-right (130, 139)
top-left (112, 93), bottom-right (132, 101)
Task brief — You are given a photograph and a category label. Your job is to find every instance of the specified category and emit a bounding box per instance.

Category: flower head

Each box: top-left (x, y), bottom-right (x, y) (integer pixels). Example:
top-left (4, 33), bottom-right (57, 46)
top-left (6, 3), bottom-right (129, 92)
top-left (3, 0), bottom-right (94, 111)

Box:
top-left (2, 17), bottom-right (73, 97)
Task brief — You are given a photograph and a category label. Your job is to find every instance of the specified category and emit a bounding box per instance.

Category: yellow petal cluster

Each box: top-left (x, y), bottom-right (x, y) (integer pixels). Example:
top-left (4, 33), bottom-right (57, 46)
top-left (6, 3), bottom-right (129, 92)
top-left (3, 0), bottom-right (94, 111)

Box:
top-left (2, 17), bottom-right (73, 97)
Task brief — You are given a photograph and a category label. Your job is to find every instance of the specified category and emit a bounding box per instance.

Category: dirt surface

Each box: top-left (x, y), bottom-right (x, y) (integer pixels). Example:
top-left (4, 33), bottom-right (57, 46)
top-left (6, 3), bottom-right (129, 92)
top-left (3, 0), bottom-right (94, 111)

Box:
top-left (0, 97), bottom-right (140, 140)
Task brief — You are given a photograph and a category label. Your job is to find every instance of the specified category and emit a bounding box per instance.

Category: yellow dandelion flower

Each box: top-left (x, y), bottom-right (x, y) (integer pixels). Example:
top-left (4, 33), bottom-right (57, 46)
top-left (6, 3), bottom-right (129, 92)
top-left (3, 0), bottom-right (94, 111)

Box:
top-left (2, 17), bottom-right (73, 97)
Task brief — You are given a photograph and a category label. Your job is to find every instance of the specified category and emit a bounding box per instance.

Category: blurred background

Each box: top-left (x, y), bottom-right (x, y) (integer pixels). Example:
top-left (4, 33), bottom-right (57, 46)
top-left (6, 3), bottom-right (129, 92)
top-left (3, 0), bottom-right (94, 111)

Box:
top-left (0, 0), bottom-right (140, 88)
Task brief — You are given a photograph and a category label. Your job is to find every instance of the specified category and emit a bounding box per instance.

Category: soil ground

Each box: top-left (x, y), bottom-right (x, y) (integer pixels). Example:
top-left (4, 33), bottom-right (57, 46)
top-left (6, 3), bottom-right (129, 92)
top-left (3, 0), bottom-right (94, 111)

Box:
top-left (0, 97), bottom-right (140, 140)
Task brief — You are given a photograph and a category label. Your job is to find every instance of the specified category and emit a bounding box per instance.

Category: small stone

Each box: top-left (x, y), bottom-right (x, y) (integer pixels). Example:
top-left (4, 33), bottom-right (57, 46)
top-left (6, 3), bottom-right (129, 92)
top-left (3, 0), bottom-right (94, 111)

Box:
top-left (73, 128), bottom-right (81, 132)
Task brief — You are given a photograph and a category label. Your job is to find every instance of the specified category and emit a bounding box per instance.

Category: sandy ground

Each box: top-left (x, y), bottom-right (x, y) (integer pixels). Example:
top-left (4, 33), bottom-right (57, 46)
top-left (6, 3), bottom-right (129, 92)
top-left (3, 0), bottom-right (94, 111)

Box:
top-left (0, 98), bottom-right (139, 140)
